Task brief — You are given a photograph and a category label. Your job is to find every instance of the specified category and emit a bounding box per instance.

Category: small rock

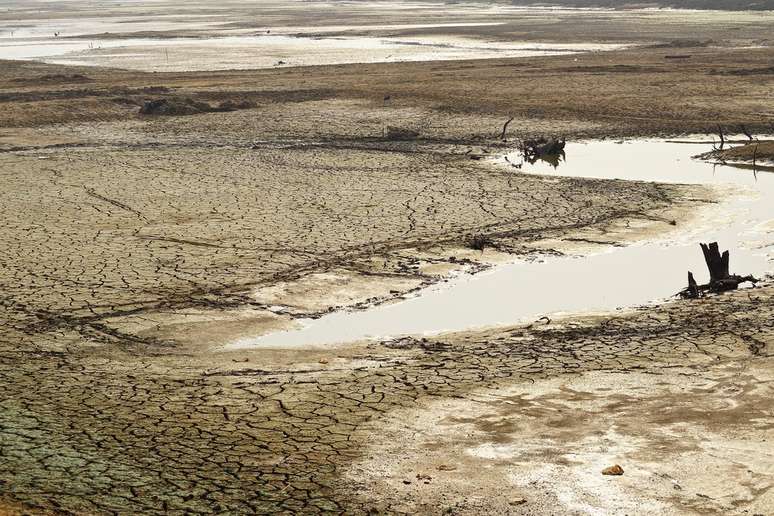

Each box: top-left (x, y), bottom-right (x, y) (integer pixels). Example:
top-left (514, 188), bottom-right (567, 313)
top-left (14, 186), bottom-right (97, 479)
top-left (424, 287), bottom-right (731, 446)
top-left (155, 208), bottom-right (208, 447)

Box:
top-left (509, 497), bottom-right (527, 506)
top-left (602, 464), bottom-right (624, 476)
top-left (318, 358), bottom-right (329, 364)
top-left (416, 473), bottom-right (432, 481)
top-left (437, 464), bottom-right (457, 471)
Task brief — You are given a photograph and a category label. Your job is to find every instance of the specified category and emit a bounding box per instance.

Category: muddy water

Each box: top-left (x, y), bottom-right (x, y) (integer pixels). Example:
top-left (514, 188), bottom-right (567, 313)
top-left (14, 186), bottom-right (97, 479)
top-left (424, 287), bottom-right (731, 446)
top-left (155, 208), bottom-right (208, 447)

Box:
top-left (228, 138), bottom-right (774, 349)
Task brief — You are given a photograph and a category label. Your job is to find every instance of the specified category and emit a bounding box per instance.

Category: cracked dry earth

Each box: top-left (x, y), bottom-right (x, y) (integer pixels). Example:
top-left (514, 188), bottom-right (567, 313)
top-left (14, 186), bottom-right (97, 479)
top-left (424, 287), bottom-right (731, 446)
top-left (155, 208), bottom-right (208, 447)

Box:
top-left (1, 49), bottom-right (774, 513)
top-left (2, 283), bottom-right (773, 514)
top-left (0, 106), bottom-right (711, 514)
top-left (0, 122), bottom-right (690, 322)
top-left (2, 128), bottom-right (773, 514)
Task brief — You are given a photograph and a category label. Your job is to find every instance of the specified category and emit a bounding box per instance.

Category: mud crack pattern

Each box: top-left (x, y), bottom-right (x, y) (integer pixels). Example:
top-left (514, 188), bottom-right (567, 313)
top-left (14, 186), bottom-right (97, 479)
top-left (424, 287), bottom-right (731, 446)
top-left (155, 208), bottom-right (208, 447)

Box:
top-left (1, 286), bottom-right (772, 514)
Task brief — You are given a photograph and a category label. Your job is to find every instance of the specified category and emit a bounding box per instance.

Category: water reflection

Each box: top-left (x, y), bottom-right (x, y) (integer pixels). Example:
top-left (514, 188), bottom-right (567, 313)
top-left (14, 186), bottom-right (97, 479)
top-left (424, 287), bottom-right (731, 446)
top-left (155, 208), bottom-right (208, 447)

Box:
top-left (526, 150), bottom-right (565, 168)
top-left (519, 137), bottom-right (566, 168)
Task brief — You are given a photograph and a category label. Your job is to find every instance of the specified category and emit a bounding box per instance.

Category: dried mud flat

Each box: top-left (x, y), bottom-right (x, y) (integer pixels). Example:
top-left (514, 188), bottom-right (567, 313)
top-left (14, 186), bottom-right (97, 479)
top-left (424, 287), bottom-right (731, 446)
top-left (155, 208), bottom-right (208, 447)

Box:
top-left (1, 3), bottom-right (774, 515)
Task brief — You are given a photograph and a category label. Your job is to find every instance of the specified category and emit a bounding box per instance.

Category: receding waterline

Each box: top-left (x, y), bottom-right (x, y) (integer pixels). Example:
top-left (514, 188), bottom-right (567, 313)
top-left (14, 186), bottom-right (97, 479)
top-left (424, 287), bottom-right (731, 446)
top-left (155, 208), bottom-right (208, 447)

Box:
top-left (227, 138), bottom-right (774, 350)
top-left (0, 33), bottom-right (628, 72)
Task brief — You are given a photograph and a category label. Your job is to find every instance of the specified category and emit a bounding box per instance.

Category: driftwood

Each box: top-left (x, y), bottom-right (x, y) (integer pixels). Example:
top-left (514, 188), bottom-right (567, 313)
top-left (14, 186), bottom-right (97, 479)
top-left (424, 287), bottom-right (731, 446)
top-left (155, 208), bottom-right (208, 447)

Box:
top-left (679, 242), bottom-right (758, 299)
top-left (518, 136), bottom-right (566, 166)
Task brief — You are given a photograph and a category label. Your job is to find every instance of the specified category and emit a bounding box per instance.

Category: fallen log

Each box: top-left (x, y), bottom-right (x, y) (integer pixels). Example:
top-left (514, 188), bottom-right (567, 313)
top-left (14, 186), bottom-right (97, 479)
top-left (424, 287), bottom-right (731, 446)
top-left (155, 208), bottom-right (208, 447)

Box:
top-left (679, 242), bottom-right (758, 299)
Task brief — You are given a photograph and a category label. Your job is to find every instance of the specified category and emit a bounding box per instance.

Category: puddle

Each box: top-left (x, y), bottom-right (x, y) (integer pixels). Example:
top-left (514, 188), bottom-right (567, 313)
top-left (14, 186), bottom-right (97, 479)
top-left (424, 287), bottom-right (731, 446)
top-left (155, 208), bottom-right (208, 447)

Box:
top-left (227, 138), bottom-right (774, 349)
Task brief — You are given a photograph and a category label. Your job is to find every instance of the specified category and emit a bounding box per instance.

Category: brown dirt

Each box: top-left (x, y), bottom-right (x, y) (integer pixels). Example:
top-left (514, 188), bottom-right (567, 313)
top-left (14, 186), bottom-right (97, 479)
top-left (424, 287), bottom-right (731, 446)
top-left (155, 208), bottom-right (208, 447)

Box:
top-left (2, 43), bottom-right (773, 135)
top-left (695, 140), bottom-right (774, 172)
top-left (713, 140), bottom-right (774, 162)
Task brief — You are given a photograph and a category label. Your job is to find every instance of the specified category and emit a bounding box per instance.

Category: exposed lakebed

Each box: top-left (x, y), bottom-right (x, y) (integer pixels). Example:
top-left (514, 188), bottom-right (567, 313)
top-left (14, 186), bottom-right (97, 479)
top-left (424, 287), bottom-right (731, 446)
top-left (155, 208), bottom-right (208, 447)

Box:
top-left (228, 137), bottom-right (774, 349)
top-left (0, 32), bottom-right (625, 72)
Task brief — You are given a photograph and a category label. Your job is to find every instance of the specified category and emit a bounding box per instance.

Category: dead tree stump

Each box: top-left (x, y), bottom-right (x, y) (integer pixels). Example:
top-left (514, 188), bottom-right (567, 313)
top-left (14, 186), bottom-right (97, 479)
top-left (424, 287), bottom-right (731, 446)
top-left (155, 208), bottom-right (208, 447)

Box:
top-left (700, 242), bottom-right (729, 282)
top-left (680, 242), bottom-right (758, 299)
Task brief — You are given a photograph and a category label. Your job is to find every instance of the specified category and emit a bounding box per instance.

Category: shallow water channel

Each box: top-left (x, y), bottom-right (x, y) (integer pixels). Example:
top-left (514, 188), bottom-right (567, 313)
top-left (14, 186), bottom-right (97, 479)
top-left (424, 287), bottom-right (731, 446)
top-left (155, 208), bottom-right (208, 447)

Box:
top-left (229, 138), bottom-right (774, 349)
top-left (0, 32), bottom-right (624, 72)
